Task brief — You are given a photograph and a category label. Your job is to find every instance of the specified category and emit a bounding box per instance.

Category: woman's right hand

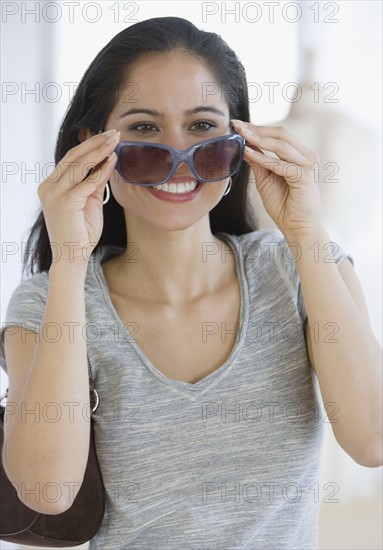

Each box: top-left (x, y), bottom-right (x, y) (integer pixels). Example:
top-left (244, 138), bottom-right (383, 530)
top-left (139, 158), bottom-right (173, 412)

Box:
top-left (37, 130), bottom-right (120, 267)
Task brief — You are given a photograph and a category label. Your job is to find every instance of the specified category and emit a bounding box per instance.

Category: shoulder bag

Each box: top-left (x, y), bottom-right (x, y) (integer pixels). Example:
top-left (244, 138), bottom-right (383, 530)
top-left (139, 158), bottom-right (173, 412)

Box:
top-left (0, 357), bottom-right (105, 547)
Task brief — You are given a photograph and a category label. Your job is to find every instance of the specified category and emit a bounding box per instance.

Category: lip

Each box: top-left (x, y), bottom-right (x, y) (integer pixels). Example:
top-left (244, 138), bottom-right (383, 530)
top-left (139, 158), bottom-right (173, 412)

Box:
top-left (147, 181), bottom-right (202, 202)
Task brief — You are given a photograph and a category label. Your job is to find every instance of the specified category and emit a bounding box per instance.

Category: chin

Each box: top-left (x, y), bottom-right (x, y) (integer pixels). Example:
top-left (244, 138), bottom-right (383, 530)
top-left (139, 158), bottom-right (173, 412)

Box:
top-left (146, 215), bottom-right (207, 233)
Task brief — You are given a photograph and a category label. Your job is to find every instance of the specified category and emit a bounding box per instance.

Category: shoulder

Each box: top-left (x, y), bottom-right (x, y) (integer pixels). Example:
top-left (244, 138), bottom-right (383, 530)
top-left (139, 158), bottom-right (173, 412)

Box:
top-left (1, 271), bottom-right (50, 373)
top-left (216, 229), bottom-right (291, 273)
top-left (6, 245), bottom-right (123, 303)
top-left (2, 270), bottom-right (50, 331)
top-left (6, 270), bottom-right (49, 303)
top-left (218, 230), bottom-right (352, 280)
top-left (217, 228), bottom-right (284, 252)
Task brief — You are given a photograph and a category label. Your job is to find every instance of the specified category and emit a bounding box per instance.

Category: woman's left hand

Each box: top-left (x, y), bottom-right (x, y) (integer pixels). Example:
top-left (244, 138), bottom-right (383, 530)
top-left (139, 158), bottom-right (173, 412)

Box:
top-left (232, 120), bottom-right (323, 240)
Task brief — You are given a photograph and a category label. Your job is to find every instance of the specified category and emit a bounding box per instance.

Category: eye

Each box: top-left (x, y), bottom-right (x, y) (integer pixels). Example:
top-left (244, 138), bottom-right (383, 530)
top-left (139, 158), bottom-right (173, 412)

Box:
top-left (190, 120), bottom-right (217, 132)
top-left (129, 122), bottom-right (158, 133)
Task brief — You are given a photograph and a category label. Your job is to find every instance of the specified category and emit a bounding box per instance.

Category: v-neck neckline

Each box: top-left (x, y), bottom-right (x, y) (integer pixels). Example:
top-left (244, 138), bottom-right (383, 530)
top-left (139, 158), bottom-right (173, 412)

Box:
top-left (92, 233), bottom-right (249, 399)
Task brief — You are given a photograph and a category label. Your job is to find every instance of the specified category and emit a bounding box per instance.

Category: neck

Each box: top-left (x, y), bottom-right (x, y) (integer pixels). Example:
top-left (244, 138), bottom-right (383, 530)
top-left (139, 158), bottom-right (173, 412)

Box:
top-left (108, 215), bottom-right (234, 306)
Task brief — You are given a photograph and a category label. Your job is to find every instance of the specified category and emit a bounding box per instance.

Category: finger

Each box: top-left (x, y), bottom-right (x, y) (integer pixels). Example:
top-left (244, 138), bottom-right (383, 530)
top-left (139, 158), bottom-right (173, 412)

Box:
top-left (59, 132), bottom-right (120, 189)
top-left (70, 152), bottom-right (117, 201)
top-left (244, 147), bottom-right (310, 186)
top-left (244, 140), bottom-right (264, 155)
top-left (88, 152), bottom-right (118, 186)
top-left (248, 124), bottom-right (312, 158)
top-left (233, 120), bottom-right (316, 160)
top-left (244, 131), bottom-right (307, 165)
top-left (46, 130), bottom-right (120, 188)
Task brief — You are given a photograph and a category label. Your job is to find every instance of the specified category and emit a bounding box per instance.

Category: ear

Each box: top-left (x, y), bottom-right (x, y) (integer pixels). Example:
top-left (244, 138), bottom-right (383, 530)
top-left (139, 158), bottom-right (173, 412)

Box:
top-left (77, 127), bottom-right (94, 143)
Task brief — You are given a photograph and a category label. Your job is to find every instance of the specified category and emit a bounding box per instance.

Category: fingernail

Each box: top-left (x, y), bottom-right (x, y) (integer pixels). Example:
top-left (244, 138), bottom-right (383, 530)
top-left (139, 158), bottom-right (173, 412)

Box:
top-left (106, 131), bottom-right (120, 145)
top-left (103, 129), bottom-right (117, 137)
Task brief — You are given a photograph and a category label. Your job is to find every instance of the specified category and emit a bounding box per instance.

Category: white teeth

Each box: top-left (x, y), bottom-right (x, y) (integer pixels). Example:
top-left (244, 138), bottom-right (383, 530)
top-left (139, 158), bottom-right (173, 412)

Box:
top-left (151, 181), bottom-right (198, 194)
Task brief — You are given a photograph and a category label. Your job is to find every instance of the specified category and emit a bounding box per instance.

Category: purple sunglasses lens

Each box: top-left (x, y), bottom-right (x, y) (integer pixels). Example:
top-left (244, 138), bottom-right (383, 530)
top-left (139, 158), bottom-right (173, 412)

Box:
top-left (193, 140), bottom-right (241, 181)
top-left (118, 145), bottom-right (172, 184)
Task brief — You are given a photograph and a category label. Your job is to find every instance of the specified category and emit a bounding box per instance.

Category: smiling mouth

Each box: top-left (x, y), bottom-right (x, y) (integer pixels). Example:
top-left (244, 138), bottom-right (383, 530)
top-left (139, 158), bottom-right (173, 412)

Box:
top-left (149, 181), bottom-right (199, 194)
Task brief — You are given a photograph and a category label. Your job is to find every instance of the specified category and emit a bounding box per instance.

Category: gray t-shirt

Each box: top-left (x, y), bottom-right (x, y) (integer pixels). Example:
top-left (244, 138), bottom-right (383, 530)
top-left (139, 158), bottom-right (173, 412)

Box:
top-left (0, 229), bottom-right (352, 549)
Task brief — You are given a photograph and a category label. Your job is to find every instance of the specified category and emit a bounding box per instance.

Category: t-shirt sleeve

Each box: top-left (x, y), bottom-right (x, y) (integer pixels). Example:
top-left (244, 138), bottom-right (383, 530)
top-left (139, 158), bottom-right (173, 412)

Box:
top-left (0, 272), bottom-right (49, 374)
top-left (274, 234), bottom-right (355, 326)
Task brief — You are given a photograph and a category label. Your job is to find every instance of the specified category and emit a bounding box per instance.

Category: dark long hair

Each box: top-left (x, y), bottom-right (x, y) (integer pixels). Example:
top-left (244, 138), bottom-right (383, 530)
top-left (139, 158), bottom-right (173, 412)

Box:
top-left (23, 17), bottom-right (258, 276)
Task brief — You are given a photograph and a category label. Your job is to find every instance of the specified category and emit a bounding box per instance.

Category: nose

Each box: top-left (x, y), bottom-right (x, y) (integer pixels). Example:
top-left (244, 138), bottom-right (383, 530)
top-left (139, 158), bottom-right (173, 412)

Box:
top-left (172, 155), bottom-right (194, 177)
top-left (164, 143), bottom-right (195, 179)
top-left (161, 129), bottom-right (191, 151)
top-left (160, 133), bottom-right (197, 180)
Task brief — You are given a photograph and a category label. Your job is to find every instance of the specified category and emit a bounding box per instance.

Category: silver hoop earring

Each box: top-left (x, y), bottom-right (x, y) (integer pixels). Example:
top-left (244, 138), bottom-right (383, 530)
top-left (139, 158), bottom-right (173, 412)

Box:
top-left (103, 182), bottom-right (110, 205)
top-left (223, 177), bottom-right (232, 197)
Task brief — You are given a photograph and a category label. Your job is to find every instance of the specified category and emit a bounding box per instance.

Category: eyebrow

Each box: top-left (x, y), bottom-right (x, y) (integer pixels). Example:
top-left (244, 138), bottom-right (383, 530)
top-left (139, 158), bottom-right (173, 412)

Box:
top-left (117, 106), bottom-right (227, 119)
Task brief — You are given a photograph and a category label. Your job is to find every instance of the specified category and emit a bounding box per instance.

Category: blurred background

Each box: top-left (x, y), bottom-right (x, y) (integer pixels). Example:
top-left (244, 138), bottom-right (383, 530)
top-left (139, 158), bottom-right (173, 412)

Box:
top-left (1, 1), bottom-right (381, 548)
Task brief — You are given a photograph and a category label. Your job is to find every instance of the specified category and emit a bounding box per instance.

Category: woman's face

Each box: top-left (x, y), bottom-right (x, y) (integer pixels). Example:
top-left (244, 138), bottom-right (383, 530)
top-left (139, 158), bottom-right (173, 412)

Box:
top-left (103, 51), bottom-right (232, 233)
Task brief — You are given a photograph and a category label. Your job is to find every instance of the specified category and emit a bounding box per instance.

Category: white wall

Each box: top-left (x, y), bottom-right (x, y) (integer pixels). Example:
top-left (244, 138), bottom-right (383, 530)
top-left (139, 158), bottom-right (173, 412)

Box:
top-left (1, 3), bottom-right (58, 303)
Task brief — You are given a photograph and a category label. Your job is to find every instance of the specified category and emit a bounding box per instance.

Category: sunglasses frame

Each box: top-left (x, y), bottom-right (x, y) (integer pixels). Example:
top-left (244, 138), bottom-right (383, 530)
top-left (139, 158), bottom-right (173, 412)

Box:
top-left (113, 133), bottom-right (245, 186)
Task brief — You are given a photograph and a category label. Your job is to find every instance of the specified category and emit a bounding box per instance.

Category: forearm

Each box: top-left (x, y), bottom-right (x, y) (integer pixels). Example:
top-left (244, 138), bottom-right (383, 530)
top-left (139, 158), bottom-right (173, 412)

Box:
top-left (4, 263), bottom-right (91, 512)
top-left (285, 228), bottom-right (382, 466)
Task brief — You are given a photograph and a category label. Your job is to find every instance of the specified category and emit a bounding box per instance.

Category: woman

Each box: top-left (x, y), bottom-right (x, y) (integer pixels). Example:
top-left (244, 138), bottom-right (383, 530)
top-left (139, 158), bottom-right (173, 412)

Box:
top-left (1, 16), bottom-right (381, 550)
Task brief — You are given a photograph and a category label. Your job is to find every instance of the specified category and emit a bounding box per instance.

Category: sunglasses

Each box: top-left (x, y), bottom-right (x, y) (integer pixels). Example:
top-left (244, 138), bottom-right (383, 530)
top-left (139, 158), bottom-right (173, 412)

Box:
top-left (112, 133), bottom-right (245, 186)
